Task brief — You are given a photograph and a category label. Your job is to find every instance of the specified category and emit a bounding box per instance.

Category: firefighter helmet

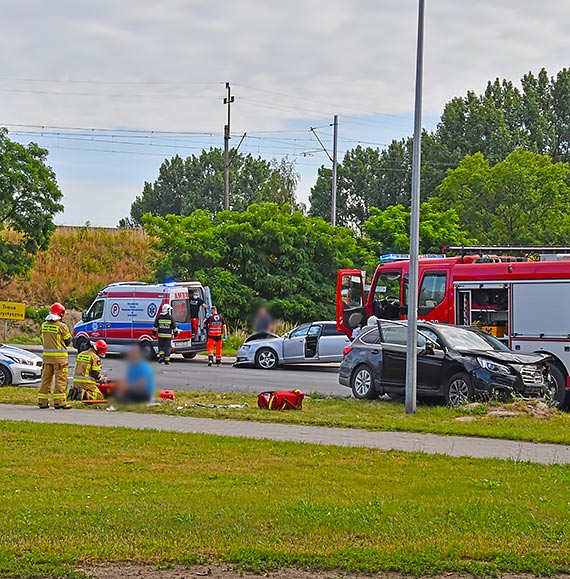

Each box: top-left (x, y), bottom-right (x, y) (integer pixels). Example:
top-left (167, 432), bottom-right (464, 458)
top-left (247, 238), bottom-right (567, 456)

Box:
top-left (49, 302), bottom-right (66, 318)
top-left (93, 339), bottom-right (108, 357)
top-left (161, 303), bottom-right (172, 315)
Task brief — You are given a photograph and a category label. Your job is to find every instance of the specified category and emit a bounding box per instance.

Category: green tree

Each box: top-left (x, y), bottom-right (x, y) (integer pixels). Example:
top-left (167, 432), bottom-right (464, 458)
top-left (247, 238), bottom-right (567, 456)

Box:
top-left (0, 129), bottom-right (63, 282)
top-left (435, 149), bottom-right (570, 245)
top-left (127, 149), bottom-right (299, 225)
top-left (143, 203), bottom-right (375, 325)
top-left (363, 201), bottom-right (474, 255)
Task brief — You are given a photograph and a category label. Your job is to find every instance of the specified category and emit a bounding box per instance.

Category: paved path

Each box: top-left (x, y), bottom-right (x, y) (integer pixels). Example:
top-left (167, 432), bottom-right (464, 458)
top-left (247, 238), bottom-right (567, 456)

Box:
top-left (1, 404), bottom-right (569, 465)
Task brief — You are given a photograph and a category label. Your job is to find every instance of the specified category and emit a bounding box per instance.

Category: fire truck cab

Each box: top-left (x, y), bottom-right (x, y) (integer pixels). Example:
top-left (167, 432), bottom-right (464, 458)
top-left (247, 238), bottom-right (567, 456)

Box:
top-left (337, 253), bottom-right (570, 406)
top-left (73, 281), bottom-right (211, 359)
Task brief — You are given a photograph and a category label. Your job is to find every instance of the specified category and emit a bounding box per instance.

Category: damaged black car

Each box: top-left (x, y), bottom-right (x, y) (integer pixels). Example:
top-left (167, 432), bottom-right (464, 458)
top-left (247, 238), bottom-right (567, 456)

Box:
top-left (339, 320), bottom-right (556, 406)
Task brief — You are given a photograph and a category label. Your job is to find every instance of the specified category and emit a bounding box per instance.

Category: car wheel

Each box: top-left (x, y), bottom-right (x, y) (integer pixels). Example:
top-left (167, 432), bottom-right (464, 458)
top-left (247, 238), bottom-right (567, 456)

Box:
top-left (255, 348), bottom-right (278, 370)
top-left (445, 372), bottom-right (474, 406)
top-left (77, 338), bottom-right (90, 353)
top-left (0, 364), bottom-right (11, 386)
top-left (351, 365), bottom-right (379, 400)
top-left (547, 363), bottom-right (569, 410)
top-left (182, 352), bottom-right (197, 360)
top-left (140, 341), bottom-right (155, 361)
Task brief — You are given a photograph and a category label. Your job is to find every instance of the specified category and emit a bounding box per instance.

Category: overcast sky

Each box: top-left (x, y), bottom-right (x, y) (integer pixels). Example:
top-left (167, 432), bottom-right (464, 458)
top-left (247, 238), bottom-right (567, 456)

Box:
top-left (2, 0), bottom-right (569, 225)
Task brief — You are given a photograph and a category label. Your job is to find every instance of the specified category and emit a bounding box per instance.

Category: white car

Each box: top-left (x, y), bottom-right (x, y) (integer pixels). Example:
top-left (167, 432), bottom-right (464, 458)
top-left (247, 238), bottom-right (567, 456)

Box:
top-left (0, 345), bottom-right (42, 386)
top-left (235, 321), bottom-right (351, 369)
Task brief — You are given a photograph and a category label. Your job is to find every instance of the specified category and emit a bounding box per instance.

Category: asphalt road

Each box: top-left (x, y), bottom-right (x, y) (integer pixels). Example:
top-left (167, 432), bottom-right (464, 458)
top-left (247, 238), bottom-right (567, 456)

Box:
top-left (19, 348), bottom-right (349, 396)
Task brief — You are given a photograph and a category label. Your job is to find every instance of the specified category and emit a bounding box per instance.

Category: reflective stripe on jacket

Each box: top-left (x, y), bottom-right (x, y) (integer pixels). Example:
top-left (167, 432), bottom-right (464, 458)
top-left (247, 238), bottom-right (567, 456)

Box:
top-left (154, 314), bottom-right (178, 338)
top-left (206, 315), bottom-right (224, 337)
top-left (73, 348), bottom-right (101, 387)
top-left (41, 321), bottom-right (71, 363)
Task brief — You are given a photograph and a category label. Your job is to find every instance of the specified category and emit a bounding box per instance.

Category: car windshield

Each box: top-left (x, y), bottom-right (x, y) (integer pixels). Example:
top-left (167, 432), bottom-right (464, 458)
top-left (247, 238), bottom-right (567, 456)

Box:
top-left (434, 325), bottom-right (509, 351)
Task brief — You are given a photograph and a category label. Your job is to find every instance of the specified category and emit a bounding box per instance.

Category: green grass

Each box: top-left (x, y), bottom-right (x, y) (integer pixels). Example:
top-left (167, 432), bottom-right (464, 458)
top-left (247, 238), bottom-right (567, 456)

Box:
top-left (1, 421), bottom-right (570, 577)
top-left (6, 334), bottom-right (42, 345)
top-left (3, 387), bottom-right (570, 445)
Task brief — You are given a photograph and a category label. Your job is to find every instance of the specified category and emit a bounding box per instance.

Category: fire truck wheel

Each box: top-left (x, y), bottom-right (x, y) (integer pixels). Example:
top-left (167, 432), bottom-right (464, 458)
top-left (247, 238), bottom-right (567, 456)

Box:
top-left (351, 365), bottom-right (379, 400)
top-left (548, 364), bottom-right (569, 410)
top-left (182, 353), bottom-right (197, 360)
top-left (140, 341), bottom-right (155, 361)
top-left (445, 372), bottom-right (474, 407)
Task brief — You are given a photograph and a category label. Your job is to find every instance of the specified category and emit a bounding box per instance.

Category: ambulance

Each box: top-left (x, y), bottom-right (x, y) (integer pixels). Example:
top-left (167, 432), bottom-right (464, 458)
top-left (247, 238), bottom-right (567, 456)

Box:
top-left (72, 281), bottom-right (211, 359)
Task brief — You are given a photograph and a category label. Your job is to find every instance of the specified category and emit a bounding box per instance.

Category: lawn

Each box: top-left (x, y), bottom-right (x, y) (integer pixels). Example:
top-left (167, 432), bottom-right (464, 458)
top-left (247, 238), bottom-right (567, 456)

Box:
top-left (2, 386), bottom-right (570, 445)
top-left (1, 420), bottom-right (570, 578)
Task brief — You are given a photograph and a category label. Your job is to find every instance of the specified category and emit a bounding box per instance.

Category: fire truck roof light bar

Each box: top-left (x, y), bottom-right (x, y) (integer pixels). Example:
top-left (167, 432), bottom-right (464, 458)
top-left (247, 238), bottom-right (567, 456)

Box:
top-left (446, 246), bottom-right (570, 255)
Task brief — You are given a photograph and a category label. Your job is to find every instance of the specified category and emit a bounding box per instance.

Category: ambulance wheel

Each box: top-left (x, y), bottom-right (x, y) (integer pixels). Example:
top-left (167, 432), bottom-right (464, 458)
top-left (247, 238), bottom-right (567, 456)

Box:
top-left (182, 353), bottom-right (197, 359)
top-left (140, 341), bottom-right (155, 360)
top-left (76, 338), bottom-right (90, 353)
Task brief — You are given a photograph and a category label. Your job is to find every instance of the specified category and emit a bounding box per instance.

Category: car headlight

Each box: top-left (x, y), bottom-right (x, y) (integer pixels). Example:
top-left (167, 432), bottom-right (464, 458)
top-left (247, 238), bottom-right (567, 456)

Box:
top-left (5, 354), bottom-right (33, 366)
top-left (477, 357), bottom-right (511, 375)
top-left (239, 345), bottom-right (250, 351)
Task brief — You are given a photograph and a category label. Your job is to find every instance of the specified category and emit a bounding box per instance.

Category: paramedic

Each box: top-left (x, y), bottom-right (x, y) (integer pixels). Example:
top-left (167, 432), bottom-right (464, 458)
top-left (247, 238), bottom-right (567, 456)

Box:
top-left (205, 306), bottom-right (228, 367)
top-left (38, 302), bottom-right (72, 409)
top-left (152, 303), bottom-right (178, 364)
top-left (69, 340), bottom-right (108, 401)
top-left (189, 289), bottom-right (207, 336)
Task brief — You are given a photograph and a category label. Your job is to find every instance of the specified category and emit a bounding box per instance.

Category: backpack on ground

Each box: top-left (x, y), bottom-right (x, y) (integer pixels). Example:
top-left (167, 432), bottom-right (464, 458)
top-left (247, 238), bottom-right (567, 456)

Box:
top-left (257, 389), bottom-right (304, 411)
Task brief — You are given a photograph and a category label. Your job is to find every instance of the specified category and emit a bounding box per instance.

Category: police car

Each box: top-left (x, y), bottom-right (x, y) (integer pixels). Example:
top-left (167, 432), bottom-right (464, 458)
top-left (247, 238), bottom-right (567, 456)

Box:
top-left (0, 344), bottom-right (42, 386)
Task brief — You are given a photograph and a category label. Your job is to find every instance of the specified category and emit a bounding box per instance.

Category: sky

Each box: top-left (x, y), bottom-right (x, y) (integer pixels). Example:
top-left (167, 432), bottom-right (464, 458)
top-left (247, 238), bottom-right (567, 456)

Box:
top-left (2, 0), bottom-right (570, 226)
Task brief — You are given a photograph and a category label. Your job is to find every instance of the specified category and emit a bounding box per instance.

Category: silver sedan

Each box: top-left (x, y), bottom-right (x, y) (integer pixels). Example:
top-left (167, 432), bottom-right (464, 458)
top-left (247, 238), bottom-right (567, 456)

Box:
top-left (234, 321), bottom-right (351, 370)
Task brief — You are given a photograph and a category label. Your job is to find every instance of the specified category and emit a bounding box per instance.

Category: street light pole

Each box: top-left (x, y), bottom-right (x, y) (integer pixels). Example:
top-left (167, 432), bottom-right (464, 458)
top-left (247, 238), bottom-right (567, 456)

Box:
top-left (405, 0), bottom-right (425, 414)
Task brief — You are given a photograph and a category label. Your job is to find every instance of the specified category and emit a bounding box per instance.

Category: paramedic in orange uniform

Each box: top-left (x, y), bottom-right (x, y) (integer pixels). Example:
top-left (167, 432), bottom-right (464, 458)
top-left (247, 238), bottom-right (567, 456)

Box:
top-left (204, 306), bottom-right (227, 367)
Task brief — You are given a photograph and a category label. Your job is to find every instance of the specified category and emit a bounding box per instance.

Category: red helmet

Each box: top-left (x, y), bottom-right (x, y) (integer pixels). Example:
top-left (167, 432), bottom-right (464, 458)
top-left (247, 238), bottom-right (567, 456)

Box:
top-left (94, 339), bottom-right (108, 357)
top-left (49, 302), bottom-right (66, 318)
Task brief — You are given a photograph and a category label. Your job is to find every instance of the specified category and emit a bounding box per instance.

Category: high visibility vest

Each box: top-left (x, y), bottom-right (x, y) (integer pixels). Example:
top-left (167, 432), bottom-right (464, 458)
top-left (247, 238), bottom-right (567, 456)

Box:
top-left (207, 315), bottom-right (224, 337)
top-left (41, 320), bottom-right (71, 364)
top-left (155, 314), bottom-right (177, 338)
top-left (73, 349), bottom-right (101, 388)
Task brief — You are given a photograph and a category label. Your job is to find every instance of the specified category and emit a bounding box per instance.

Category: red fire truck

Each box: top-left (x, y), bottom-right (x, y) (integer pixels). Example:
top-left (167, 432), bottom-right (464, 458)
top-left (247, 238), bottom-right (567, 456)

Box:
top-left (336, 248), bottom-right (570, 406)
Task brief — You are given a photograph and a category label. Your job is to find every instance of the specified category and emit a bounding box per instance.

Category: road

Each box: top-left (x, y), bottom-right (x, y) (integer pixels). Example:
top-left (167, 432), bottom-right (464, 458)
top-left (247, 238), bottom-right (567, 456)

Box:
top-left (19, 349), bottom-right (349, 396)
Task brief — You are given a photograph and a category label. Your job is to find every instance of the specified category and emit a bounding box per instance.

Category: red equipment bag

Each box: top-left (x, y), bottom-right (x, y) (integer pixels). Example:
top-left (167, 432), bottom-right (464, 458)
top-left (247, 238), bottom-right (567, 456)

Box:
top-left (257, 389), bottom-right (304, 411)
top-left (160, 389), bottom-right (175, 401)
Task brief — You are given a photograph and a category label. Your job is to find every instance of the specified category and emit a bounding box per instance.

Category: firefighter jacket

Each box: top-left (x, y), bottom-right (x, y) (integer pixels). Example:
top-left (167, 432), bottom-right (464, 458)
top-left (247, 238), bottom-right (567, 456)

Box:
top-left (41, 319), bottom-right (71, 364)
top-left (205, 314), bottom-right (225, 338)
top-left (73, 348), bottom-right (102, 388)
top-left (154, 313), bottom-right (178, 339)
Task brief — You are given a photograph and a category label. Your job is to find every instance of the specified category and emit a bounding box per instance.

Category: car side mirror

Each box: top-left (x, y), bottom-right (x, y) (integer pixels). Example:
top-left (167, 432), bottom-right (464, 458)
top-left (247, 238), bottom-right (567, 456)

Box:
top-left (424, 342), bottom-right (435, 356)
top-left (81, 311), bottom-right (87, 322)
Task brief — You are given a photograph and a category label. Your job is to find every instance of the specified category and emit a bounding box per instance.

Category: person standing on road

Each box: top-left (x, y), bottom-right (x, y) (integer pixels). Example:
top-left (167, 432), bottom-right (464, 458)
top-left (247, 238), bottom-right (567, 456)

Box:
top-left (69, 339), bottom-right (107, 401)
top-left (38, 302), bottom-right (72, 409)
top-left (254, 306), bottom-right (273, 334)
top-left (189, 290), bottom-right (208, 337)
top-left (152, 304), bottom-right (178, 365)
top-left (204, 306), bottom-right (227, 367)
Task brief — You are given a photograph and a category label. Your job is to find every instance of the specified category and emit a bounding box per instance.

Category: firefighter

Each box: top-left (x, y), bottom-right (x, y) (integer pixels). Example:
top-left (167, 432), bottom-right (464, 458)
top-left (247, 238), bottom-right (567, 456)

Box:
top-left (38, 302), bottom-right (72, 409)
top-left (152, 303), bottom-right (178, 364)
top-left (204, 306), bottom-right (227, 367)
top-left (189, 289), bottom-right (208, 337)
top-left (69, 340), bottom-right (107, 401)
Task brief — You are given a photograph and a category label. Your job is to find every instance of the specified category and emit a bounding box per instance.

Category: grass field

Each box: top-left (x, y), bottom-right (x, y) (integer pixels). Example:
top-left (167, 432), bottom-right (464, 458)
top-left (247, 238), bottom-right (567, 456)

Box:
top-left (3, 387), bottom-right (570, 445)
top-left (0, 420), bottom-right (570, 578)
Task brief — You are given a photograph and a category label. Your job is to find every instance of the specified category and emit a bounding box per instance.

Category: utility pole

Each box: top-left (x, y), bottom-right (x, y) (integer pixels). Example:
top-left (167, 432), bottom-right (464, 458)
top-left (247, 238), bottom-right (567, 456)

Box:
top-left (223, 82), bottom-right (234, 210)
top-left (405, 0), bottom-right (426, 414)
top-left (331, 115), bottom-right (339, 226)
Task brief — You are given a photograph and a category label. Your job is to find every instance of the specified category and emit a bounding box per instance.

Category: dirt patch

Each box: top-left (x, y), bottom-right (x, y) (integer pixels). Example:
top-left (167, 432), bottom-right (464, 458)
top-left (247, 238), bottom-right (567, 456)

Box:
top-left (79, 564), bottom-right (570, 579)
top-left (454, 400), bottom-right (556, 422)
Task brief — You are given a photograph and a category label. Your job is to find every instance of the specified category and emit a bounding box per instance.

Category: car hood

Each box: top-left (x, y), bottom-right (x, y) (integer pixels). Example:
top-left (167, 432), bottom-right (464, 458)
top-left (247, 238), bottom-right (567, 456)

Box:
top-left (239, 335), bottom-right (283, 348)
top-left (0, 345), bottom-right (41, 362)
top-left (243, 331), bottom-right (280, 343)
top-left (456, 348), bottom-right (550, 365)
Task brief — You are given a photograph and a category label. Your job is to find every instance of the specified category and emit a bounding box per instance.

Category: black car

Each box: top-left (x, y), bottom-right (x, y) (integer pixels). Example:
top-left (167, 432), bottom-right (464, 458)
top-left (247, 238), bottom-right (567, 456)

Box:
top-left (339, 321), bottom-right (553, 405)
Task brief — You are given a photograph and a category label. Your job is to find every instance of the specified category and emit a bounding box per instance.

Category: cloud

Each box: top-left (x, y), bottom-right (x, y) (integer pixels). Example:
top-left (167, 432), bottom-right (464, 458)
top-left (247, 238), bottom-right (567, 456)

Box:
top-left (2, 0), bottom-right (570, 224)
